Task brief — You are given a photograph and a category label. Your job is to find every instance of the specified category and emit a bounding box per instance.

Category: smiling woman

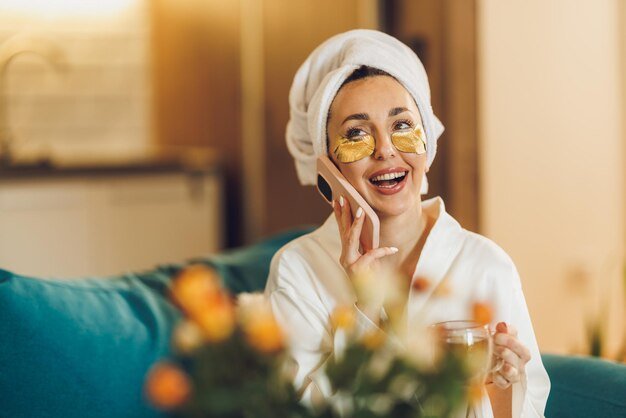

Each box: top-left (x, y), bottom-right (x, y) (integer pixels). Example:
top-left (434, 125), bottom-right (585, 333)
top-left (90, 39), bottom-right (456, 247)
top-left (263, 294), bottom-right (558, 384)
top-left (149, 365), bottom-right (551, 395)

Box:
top-left (265, 30), bottom-right (551, 418)
top-left (327, 74), bottom-right (427, 215)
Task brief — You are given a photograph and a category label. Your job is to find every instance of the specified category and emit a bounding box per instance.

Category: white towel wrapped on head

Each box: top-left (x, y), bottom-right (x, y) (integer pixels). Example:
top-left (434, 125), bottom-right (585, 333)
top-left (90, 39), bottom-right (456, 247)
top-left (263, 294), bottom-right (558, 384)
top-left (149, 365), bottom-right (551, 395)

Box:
top-left (286, 29), bottom-right (445, 194)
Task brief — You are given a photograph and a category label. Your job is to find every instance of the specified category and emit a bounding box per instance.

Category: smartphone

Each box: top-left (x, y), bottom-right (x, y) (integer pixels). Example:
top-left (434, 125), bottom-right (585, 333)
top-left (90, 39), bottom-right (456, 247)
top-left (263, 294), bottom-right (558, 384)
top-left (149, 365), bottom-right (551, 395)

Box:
top-left (316, 156), bottom-right (380, 251)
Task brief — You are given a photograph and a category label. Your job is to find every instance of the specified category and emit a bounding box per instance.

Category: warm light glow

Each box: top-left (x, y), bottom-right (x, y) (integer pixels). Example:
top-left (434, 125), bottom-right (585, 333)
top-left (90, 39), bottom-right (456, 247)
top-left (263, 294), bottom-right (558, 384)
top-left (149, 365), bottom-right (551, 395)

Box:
top-left (0, 0), bottom-right (136, 18)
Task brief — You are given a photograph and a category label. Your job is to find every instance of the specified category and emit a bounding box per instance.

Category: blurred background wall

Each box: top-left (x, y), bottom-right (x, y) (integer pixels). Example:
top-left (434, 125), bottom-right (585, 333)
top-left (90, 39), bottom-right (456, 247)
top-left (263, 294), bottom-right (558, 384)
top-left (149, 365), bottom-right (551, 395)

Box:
top-left (0, 0), bottom-right (152, 159)
top-left (0, 0), bottom-right (624, 358)
top-left (478, 0), bottom-right (625, 357)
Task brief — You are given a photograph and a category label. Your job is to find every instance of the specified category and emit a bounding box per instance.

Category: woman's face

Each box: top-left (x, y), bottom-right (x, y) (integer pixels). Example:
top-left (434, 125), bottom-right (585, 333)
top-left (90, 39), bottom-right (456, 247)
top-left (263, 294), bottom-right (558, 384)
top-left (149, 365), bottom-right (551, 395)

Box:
top-left (327, 75), bottom-right (427, 218)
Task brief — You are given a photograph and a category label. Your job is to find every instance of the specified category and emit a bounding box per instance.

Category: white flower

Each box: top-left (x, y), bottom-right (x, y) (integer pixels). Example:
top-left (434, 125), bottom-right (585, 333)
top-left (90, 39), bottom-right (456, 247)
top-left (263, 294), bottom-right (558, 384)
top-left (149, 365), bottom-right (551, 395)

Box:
top-left (173, 320), bottom-right (204, 353)
top-left (236, 292), bottom-right (271, 324)
top-left (401, 323), bottom-right (441, 372)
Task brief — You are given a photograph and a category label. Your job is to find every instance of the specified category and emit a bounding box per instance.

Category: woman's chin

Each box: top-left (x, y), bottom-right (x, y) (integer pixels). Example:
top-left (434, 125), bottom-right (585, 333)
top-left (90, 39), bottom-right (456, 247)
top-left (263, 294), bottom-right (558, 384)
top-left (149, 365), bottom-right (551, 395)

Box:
top-left (372, 201), bottom-right (416, 219)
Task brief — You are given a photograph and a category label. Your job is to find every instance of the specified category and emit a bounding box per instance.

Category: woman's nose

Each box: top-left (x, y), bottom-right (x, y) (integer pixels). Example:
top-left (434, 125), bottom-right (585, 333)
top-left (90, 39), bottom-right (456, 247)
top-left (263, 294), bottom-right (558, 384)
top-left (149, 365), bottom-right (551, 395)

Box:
top-left (373, 133), bottom-right (395, 160)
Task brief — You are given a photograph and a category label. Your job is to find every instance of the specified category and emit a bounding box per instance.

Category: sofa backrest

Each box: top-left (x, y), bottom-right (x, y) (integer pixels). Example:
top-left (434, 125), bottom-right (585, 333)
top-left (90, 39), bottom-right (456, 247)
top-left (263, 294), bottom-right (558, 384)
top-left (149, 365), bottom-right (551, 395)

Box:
top-left (542, 353), bottom-right (626, 418)
top-left (0, 227), bottom-right (313, 418)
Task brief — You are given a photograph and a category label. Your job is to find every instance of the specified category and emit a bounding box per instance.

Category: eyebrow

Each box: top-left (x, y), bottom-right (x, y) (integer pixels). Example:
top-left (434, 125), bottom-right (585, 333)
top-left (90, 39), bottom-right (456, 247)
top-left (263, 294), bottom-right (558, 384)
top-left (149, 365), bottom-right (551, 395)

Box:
top-left (340, 107), bottom-right (410, 125)
top-left (341, 113), bottom-right (369, 125)
top-left (389, 107), bottom-right (409, 117)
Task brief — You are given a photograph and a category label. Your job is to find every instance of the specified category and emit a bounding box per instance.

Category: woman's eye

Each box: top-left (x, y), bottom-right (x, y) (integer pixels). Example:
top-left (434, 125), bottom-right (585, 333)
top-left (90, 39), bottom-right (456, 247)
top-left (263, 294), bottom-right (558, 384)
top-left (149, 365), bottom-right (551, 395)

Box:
top-left (393, 120), bottom-right (413, 130)
top-left (346, 128), bottom-right (367, 139)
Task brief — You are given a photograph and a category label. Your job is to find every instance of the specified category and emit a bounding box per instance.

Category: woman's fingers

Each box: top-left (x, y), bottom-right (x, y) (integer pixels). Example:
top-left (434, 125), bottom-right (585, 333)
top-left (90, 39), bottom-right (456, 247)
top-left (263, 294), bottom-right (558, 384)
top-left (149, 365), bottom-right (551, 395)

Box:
top-left (340, 196), bottom-right (352, 236)
top-left (499, 362), bottom-right (520, 383)
top-left (333, 196), bottom-right (398, 274)
top-left (332, 199), bottom-right (342, 231)
top-left (352, 246), bottom-right (399, 271)
top-left (494, 346), bottom-right (519, 367)
top-left (489, 322), bottom-right (529, 388)
top-left (342, 206), bottom-right (366, 268)
top-left (494, 332), bottom-right (531, 364)
top-left (492, 372), bottom-right (511, 389)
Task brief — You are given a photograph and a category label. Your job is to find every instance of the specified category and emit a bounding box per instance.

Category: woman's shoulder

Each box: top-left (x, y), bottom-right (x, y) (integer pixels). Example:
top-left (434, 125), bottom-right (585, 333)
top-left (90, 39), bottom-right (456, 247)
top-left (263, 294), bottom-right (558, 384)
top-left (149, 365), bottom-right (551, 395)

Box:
top-left (455, 228), bottom-right (522, 287)
top-left (266, 216), bottom-right (343, 292)
top-left (460, 229), bottom-right (514, 265)
top-left (429, 197), bottom-right (516, 274)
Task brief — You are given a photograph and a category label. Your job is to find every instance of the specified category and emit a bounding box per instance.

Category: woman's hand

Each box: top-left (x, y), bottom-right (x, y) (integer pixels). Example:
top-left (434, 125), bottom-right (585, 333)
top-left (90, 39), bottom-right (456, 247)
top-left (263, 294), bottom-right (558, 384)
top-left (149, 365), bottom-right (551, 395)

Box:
top-left (332, 196), bottom-right (398, 277)
top-left (333, 196), bottom-right (398, 323)
top-left (490, 322), bottom-right (531, 389)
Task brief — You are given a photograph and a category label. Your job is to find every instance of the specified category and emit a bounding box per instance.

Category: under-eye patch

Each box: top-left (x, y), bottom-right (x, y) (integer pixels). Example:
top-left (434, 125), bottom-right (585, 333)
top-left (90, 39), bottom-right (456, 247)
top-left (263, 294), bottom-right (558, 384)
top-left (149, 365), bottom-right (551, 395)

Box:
top-left (391, 126), bottom-right (426, 154)
top-left (332, 134), bottom-right (376, 163)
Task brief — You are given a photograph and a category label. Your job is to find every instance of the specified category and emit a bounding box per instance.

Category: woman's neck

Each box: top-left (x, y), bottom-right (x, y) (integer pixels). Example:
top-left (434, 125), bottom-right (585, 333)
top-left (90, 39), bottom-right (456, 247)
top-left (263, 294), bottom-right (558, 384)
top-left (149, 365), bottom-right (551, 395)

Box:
top-left (378, 202), bottom-right (425, 248)
top-left (378, 201), bottom-right (432, 277)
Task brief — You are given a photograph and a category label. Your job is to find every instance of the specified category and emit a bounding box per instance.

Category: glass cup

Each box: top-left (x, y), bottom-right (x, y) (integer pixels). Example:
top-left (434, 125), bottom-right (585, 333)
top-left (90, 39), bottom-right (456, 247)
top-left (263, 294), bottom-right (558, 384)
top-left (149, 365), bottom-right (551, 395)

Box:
top-left (431, 320), bottom-right (503, 382)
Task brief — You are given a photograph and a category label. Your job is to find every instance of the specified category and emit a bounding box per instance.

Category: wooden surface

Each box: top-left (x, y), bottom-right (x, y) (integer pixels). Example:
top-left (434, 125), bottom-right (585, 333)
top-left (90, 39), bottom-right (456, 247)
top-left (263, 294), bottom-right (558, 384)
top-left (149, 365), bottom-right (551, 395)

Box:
top-left (387, 0), bottom-right (479, 232)
top-left (149, 0), bottom-right (243, 245)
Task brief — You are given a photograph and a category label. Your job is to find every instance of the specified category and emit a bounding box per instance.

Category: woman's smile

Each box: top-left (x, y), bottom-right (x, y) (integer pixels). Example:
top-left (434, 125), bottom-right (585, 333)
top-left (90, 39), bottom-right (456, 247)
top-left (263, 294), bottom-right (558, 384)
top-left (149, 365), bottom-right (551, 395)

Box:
top-left (367, 167), bottom-right (409, 195)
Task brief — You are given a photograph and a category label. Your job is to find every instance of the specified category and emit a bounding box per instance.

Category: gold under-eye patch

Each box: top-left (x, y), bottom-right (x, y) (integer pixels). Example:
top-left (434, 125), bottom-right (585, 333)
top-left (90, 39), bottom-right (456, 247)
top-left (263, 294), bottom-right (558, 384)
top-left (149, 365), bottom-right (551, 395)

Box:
top-left (332, 134), bottom-right (376, 163)
top-left (391, 126), bottom-right (427, 154)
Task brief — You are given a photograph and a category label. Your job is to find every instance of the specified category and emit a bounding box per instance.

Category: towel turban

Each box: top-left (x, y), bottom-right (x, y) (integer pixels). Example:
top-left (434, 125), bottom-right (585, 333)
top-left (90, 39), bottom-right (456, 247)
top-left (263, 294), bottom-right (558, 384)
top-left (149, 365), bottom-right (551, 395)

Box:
top-left (285, 29), bottom-right (444, 194)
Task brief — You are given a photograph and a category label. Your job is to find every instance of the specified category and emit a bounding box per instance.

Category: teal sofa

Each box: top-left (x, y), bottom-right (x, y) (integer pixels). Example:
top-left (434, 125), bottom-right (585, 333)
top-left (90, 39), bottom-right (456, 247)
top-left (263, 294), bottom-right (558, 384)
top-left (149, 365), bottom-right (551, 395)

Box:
top-left (1, 228), bottom-right (625, 418)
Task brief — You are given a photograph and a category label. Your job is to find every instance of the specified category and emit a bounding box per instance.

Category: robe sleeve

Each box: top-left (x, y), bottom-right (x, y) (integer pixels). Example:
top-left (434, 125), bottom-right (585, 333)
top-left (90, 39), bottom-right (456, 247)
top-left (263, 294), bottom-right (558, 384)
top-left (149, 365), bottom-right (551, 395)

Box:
top-left (508, 264), bottom-right (551, 418)
top-left (265, 251), bottom-right (380, 406)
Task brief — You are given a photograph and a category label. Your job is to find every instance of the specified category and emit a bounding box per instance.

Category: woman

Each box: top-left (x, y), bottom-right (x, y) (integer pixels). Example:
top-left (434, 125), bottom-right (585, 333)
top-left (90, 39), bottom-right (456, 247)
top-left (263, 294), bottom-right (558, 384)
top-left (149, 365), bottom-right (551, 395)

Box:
top-left (265, 29), bottom-right (550, 418)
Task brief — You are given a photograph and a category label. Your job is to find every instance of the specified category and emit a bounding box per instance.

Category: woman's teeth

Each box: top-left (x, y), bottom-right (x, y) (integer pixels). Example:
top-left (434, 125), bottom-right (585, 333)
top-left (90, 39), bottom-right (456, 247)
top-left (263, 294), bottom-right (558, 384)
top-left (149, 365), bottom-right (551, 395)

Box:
top-left (369, 171), bottom-right (407, 188)
top-left (370, 171), bottom-right (406, 182)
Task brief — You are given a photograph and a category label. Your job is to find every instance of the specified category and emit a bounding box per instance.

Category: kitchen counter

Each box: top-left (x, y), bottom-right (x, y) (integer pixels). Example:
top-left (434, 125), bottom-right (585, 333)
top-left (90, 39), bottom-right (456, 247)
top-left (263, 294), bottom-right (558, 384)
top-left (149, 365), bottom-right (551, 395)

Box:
top-left (0, 147), bottom-right (222, 179)
top-left (0, 146), bottom-right (224, 277)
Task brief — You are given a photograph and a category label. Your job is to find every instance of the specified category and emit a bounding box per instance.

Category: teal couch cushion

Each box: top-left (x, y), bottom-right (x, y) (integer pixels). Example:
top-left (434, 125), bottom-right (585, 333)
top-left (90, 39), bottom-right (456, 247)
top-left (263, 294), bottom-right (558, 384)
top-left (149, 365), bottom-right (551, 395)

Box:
top-left (0, 227), bottom-right (313, 418)
top-left (542, 353), bottom-right (626, 417)
top-left (0, 269), bottom-right (178, 418)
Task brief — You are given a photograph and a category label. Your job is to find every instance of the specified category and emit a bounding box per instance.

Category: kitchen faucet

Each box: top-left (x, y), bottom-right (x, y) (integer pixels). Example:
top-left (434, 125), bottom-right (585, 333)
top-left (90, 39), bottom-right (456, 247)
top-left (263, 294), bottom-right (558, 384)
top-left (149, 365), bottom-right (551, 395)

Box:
top-left (0, 33), bottom-right (65, 166)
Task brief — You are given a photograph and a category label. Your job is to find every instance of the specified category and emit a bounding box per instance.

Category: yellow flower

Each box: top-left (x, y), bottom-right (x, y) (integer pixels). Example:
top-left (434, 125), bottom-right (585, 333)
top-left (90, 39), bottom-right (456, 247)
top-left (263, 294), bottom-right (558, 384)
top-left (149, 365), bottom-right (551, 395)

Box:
top-left (170, 265), bottom-right (222, 317)
top-left (145, 362), bottom-right (192, 410)
top-left (194, 295), bottom-right (236, 343)
top-left (472, 301), bottom-right (493, 325)
top-left (467, 381), bottom-right (485, 404)
top-left (244, 313), bottom-right (284, 354)
top-left (360, 329), bottom-right (387, 350)
top-left (237, 293), bottom-right (285, 354)
top-left (331, 306), bottom-right (356, 330)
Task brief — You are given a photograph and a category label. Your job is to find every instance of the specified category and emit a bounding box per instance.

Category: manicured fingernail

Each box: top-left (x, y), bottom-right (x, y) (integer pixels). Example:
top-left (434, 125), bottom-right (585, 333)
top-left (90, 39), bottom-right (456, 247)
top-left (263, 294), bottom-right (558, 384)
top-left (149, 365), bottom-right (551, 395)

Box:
top-left (389, 247), bottom-right (399, 253)
top-left (356, 207), bottom-right (363, 218)
top-left (339, 196), bottom-right (345, 207)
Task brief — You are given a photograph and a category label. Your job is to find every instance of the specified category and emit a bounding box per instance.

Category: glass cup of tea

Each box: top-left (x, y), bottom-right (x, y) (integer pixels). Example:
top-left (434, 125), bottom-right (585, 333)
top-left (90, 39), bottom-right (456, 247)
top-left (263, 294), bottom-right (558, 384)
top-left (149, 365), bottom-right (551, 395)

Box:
top-left (431, 320), bottom-right (504, 382)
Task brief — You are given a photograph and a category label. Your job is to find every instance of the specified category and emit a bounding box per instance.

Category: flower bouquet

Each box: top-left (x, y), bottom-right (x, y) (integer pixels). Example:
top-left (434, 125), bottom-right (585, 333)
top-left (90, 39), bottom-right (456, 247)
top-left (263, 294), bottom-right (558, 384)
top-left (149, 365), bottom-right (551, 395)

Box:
top-left (144, 265), bottom-right (487, 418)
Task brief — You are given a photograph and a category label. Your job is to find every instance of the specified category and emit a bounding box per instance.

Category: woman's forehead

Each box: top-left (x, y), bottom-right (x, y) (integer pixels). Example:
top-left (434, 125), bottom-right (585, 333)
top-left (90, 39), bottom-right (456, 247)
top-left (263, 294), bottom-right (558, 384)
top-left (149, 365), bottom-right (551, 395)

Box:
top-left (331, 76), bottom-right (420, 121)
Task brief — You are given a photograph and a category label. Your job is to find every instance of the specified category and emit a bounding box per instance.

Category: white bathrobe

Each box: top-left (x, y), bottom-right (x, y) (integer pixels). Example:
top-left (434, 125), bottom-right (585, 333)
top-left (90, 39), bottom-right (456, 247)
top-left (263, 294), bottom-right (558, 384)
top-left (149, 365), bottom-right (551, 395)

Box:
top-left (265, 197), bottom-right (550, 417)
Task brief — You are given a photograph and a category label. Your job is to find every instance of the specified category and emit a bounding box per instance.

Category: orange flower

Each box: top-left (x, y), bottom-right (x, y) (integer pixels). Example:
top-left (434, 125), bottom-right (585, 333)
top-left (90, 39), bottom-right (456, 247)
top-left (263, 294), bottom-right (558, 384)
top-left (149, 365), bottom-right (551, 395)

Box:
top-left (331, 306), bottom-right (356, 330)
top-left (243, 313), bottom-right (284, 354)
top-left (170, 265), bottom-right (222, 317)
top-left (145, 362), bottom-right (192, 410)
top-left (194, 294), bottom-right (236, 342)
top-left (411, 277), bottom-right (431, 293)
top-left (237, 293), bottom-right (284, 354)
top-left (360, 329), bottom-right (386, 350)
top-left (472, 302), bottom-right (493, 325)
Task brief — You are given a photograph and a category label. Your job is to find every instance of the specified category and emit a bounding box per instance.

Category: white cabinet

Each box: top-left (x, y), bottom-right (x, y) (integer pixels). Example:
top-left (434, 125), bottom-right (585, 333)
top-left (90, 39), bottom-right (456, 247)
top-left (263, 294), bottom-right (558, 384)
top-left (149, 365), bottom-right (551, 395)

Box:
top-left (0, 170), bottom-right (223, 278)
